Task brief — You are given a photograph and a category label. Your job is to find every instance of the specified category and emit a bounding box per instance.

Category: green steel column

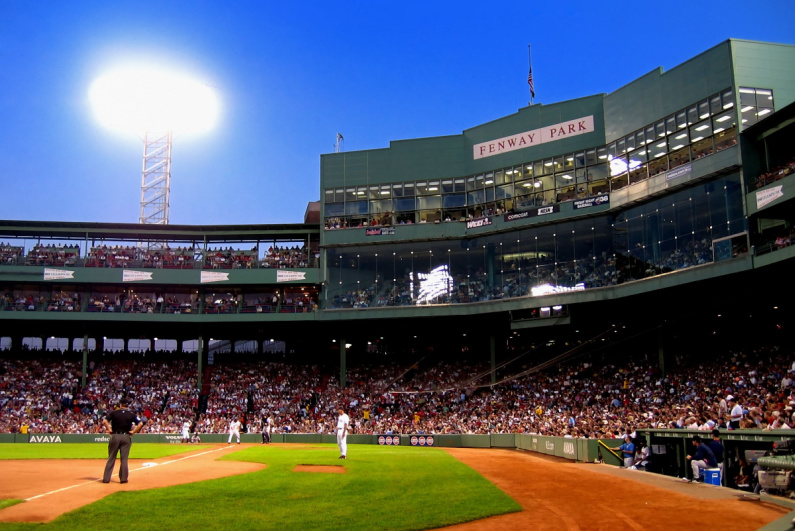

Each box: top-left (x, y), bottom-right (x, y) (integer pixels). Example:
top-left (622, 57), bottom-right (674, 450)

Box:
top-left (340, 340), bottom-right (347, 388)
top-left (82, 334), bottom-right (88, 388)
top-left (490, 335), bottom-right (497, 385)
top-left (197, 336), bottom-right (204, 391)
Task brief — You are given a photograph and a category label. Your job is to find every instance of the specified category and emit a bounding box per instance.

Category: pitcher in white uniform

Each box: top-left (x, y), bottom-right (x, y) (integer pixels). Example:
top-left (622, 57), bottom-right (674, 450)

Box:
top-left (336, 408), bottom-right (349, 459)
top-left (228, 418), bottom-right (241, 444)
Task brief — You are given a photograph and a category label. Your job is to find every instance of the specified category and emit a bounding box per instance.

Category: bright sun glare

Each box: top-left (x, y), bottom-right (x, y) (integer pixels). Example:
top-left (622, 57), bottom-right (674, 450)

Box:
top-left (89, 66), bottom-right (219, 135)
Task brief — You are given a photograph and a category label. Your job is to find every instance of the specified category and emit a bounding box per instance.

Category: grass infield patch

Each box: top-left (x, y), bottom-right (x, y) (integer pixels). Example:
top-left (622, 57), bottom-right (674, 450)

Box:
top-left (0, 444), bottom-right (521, 531)
top-left (0, 443), bottom-right (211, 460)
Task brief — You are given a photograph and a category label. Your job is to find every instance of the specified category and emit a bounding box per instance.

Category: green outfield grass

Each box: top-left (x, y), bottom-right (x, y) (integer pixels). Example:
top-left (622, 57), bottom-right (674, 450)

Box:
top-left (0, 443), bottom-right (210, 460)
top-left (0, 444), bottom-right (521, 531)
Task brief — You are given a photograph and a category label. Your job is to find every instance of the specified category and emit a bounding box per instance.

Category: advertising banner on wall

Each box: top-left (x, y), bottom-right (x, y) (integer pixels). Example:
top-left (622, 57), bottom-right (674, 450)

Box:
top-left (276, 270), bottom-right (306, 282)
top-left (665, 163), bottom-right (692, 182)
top-left (122, 270), bottom-right (153, 282)
top-left (504, 204), bottom-right (559, 222)
top-left (756, 185), bottom-right (784, 210)
top-left (466, 217), bottom-right (492, 229)
top-left (572, 195), bottom-right (609, 210)
top-left (43, 268), bottom-right (74, 280)
top-left (200, 271), bottom-right (229, 283)
top-left (365, 227), bottom-right (396, 236)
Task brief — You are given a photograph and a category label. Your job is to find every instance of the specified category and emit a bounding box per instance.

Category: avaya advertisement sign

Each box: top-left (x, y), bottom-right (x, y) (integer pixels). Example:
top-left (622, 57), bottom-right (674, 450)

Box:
top-left (473, 116), bottom-right (595, 160)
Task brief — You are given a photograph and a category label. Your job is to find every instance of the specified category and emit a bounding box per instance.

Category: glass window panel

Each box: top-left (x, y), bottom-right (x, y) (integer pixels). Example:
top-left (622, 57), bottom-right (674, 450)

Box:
top-left (417, 196), bottom-right (441, 210)
top-left (626, 135), bottom-right (635, 152)
top-left (687, 105), bottom-right (699, 125)
top-left (476, 174), bottom-right (486, 188)
top-left (344, 188), bottom-right (357, 201)
top-left (553, 156), bottom-right (564, 173)
top-left (403, 183), bottom-right (415, 197)
top-left (369, 199), bottom-right (392, 215)
top-left (556, 173), bottom-right (575, 188)
top-left (617, 139), bottom-right (626, 155)
top-left (628, 145), bottom-right (647, 167)
top-left (496, 184), bottom-right (514, 200)
top-left (709, 95), bottom-right (722, 115)
top-left (541, 159), bottom-right (554, 175)
top-left (698, 100), bottom-right (711, 120)
top-left (443, 193), bottom-right (466, 208)
top-left (756, 88), bottom-right (773, 106)
top-left (665, 116), bottom-right (676, 135)
top-left (416, 182), bottom-right (428, 195)
top-left (379, 185), bottom-right (391, 198)
top-left (576, 168), bottom-right (588, 183)
top-left (394, 197), bottom-right (416, 211)
top-left (324, 189), bottom-right (334, 202)
top-left (441, 179), bottom-right (454, 193)
top-left (391, 183), bottom-right (403, 197)
top-left (609, 154), bottom-right (628, 178)
top-left (466, 176), bottom-right (477, 191)
top-left (334, 188), bottom-right (345, 202)
top-left (533, 161), bottom-right (544, 176)
top-left (739, 87), bottom-right (756, 106)
top-left (588, 162), bottom-right (608, 183)
top-left (357, 187), bottom-right (368, 199)
top-left (522, 163), bottom-right (533, 180)
top-left (345, 200), bottom-right (368, 215)
top-left (467, 190), bottom-right (485, 206)
top-left (690, 119), bottom-right (712, 142)
top-left (368, 186), bottom-right (379, 199)
top-left (648, 155), bottom-right (668, 177)
top-left (676, 111), bottom-right (688, 130)
top-left (668, 130), bottom-right (689, 152)
top-left (585, 149), bottom-right (597, 165)
top-left (485, 187), bottom-right (495, 202)
top-left (574, 152), bottom-right (586, 168)
top-left (597, 146), bottom-right (608, 162)
top-left (325, 203), bottom-right (344, 216)
top-left (692, 136), bottom-right (714, 159)
top-left (563, 154), bottom-right (575, 170)
top-left (712, 111), bottom-right (734, 133)
top-left (668, 146), bottom-right (690, 169)
top-left (493, 170), bottom-right (505, 184)
top-left (608, 142), bottom-right (617, 158)
top-left (721, 89), bottom-right (734, 110)
top-left (428, 181), bottom-right (440, 193)
top-left (649, 136), bottom-right (668, 159)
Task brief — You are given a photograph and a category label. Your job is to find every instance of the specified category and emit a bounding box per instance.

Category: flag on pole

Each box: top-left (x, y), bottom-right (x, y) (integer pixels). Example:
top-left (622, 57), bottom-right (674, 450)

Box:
top-left (527, 65), bottom-right (535, 99)
top-left (527, 68), bottom-right (535, 99)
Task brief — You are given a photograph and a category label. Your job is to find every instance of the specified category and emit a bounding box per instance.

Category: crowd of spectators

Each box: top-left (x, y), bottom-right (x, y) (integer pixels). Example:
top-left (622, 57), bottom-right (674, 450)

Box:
top-left (754, 158), bottom-right (795, 190)
top-left (0, 243), bottom-right (313, 269)
top-left (25, 244), bottom-right (79, 266)
top-left (1, 344), bottom-right (794, 440)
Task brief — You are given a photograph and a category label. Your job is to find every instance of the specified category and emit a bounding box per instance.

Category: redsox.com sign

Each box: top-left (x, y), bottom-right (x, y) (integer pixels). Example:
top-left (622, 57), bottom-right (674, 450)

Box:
top-left (378, 435), bottom-right (401, 446)
top-left (410, 436), bottom-right (434, 447)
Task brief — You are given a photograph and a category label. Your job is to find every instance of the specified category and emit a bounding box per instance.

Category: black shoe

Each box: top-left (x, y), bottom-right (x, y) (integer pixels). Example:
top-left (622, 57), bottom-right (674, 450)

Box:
top-left (120, 481), bottom-right (128, 484)
top-left (102, 480), bottom-right (110, 484)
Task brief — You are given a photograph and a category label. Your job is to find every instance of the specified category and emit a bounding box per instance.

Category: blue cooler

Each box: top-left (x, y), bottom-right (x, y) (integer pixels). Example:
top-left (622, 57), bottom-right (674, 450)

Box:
top-left (704, 468), bottom-right (721, 485)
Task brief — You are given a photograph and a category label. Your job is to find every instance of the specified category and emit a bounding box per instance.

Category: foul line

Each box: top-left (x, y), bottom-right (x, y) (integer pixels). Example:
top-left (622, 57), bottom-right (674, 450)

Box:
top-left (25, 445), bottom-right (235, 501)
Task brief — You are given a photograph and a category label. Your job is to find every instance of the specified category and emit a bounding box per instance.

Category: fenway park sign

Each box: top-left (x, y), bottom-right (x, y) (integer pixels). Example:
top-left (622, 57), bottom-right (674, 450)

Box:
top-left (473, 116), bottom-right (595, 160)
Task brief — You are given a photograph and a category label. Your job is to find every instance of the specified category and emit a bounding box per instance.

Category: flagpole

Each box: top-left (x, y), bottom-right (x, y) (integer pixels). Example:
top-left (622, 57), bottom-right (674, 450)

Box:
top-left (528, 44), bottom-right (535, 106)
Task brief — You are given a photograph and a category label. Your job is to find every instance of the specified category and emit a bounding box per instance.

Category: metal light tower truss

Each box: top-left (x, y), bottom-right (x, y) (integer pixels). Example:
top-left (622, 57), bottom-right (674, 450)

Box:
top-left (139, 131), bottom-right (172, 225)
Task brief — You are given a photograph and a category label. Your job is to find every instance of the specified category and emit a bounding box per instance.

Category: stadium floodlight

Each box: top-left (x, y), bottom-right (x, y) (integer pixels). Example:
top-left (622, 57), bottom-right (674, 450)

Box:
top-left (89, 66), bottom-right (219, 227)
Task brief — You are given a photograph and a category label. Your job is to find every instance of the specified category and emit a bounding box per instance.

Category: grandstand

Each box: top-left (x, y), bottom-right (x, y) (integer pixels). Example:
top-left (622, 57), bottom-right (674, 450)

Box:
top-left (1, 39), bottom-right (795, 489)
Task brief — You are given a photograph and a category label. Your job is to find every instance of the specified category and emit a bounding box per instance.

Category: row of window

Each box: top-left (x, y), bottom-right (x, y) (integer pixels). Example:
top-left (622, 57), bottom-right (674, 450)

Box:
top-left (325, 175), bottom-right (747, 308)
top-left (324, 88), bottom-right (772, 228)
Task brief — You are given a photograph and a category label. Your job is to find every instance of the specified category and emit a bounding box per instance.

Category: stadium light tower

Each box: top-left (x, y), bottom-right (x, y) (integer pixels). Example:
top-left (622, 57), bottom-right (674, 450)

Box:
top-left (89, 66), bottom-right (219, 226)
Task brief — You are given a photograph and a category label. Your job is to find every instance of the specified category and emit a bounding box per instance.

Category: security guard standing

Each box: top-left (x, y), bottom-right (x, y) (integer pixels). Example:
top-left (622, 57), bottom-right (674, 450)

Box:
top-left (102, 397), bottom-right (144, 484)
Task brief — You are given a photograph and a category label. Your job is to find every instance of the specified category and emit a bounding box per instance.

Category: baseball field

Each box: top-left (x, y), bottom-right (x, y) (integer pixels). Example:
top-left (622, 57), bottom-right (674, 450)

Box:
top-left (0, 443), bottom-right (790, 530)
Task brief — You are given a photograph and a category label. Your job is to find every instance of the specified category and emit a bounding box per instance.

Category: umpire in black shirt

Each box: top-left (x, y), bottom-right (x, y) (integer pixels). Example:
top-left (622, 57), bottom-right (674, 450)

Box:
top-left (102, 397), bottom-right (144, 483)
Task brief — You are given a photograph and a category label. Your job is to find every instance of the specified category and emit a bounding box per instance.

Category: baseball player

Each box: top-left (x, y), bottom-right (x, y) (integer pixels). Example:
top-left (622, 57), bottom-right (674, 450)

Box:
top-left (181, 419), bottom-right (192, 443)
top-left (336, 408), bottom-right (349, 459)
top-left (262, 414), bottom-right (274, 444)
top-left (228, 417), bottom-right (242, 444)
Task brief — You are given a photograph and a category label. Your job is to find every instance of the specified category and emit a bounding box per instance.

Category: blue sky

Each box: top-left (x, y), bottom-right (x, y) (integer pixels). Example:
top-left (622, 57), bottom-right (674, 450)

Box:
top-left (0, 1), bottom-right (793, 226)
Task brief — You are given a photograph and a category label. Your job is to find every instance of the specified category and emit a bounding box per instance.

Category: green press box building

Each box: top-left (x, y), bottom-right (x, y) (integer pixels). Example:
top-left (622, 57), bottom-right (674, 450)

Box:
top-left (1, 39), bottom-right (795, 363)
